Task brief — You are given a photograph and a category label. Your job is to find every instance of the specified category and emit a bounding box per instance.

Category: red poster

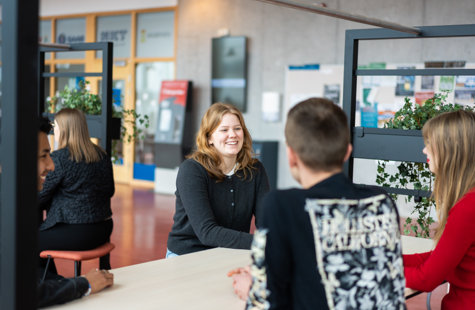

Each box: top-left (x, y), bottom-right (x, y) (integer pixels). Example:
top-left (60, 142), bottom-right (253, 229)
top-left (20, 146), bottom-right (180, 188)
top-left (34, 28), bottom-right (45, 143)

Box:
top-left (159, 81), bottom-right (190, 107)
top-left (415, 91), bottom-right (434, 106)
top-left (156, 80), bottom-right (191, 144)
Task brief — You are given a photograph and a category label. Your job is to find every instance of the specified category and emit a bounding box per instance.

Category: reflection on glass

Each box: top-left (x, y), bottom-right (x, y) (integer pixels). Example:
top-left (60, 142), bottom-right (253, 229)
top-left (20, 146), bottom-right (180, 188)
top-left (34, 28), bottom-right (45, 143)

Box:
top-left (134, 62), bottom-right (174, 165)
top-left (55, 64), bottom-right (86, 94)
top-left (52, 64), bottom-right (86, 112)
top-left (98, 79), bottom-right (126, 165)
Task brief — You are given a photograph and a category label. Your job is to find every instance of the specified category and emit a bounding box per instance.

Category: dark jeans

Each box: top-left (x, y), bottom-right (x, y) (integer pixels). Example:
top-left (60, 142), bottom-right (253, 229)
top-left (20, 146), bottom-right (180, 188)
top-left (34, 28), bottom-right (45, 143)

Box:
top-left (39, 219), bottom-right (113, 274)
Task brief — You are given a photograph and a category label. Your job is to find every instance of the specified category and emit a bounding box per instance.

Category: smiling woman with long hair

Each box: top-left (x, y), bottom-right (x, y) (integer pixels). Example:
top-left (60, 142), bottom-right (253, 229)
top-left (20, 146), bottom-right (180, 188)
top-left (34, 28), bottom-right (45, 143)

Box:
top-left (38, 108), bottom-right (115, 274)
top-left (166, 103), bottom-right (270, 257)
top-left (404, 109), bottom-right (475, 309)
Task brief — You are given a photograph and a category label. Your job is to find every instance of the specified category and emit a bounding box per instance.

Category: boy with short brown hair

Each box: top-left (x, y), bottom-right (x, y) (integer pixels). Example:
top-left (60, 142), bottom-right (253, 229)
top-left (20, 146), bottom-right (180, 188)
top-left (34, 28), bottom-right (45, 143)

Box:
top-left (238, 98), bottom-right (405, 309)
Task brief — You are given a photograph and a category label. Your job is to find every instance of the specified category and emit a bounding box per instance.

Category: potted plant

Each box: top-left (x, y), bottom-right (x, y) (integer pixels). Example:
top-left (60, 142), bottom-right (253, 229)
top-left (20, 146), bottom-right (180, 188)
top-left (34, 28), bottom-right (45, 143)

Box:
top-left (46, 80), bottom-right (150, 161)
top-left (376, 92), bottom-right (474, 237)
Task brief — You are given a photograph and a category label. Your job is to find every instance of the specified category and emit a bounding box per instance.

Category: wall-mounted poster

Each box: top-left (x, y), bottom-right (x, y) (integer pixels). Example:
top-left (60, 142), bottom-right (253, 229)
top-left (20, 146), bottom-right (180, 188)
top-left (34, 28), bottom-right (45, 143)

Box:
top-left (261, 92), bottom-right (281, 122)
top-left (324, 84), bottom-right (340, 105)
top-left (154, 80), bottom-right (191, 145)
top-left (211, 36), bottom-right (247, 111)
top-left (439, 76), bottom-right (455, 91)
top-left (420, 76), bottom-right (435, 91)
top-left (455, 76), bottom-right (475, 89)
top-left (454, 90), bottom-right (475, 106)
top-left (395, 67), bottom-right (415, 97)
top-left (415, 91), bottom-right (435, 106)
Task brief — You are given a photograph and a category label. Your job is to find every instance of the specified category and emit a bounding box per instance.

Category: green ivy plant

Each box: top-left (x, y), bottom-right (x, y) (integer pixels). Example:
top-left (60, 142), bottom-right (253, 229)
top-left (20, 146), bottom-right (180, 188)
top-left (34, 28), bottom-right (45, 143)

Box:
top-left (47, 80), bottom-right (150, 161)
top-left (376, 92), bottom-right (474, 238)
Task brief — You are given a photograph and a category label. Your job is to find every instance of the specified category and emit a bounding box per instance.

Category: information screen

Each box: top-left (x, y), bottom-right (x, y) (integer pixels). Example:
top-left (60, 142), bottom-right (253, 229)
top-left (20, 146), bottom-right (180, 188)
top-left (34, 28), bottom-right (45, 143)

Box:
top-left (211, 36), bottom-right (247, 112)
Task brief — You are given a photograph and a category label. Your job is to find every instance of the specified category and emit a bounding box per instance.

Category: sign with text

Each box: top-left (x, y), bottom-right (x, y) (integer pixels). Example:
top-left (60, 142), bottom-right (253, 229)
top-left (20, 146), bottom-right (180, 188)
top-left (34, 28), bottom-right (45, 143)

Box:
top-left (96, 15), bottom-right (131, 58)
top-left (136, 11), bottom-right (175, 58)
top-left (155, 80), bottom-right (191, 144)
top-left (55, 18), bottom-right (86, 59)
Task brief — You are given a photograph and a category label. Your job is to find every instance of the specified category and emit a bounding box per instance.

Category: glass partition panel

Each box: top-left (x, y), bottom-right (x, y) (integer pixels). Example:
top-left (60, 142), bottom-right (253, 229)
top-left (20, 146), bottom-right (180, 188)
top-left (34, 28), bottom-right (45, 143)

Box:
top-left (358, 37), bottom-right (475, 65)
top-left (53, 64), bottom-right (86, 112)
top-left (98, 79), bottom-right (126, 165)
top-left (134, 62), bottom-right (174, 173)
top-left (355, 71), bottom-right (475, 128)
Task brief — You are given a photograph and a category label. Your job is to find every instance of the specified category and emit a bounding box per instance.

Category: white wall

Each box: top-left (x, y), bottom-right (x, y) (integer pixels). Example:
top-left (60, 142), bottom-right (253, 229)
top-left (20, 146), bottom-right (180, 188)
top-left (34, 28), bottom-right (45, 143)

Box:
top-left (40, 0), bottom-right (177, 16)
top-left (175, 0), bottom-right (475, 190)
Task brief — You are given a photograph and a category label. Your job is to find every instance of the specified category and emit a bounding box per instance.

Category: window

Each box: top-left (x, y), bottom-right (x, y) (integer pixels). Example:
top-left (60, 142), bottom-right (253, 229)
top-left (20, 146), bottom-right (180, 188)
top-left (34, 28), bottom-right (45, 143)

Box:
top-left (96, 15), bottom-right (132, 59)
top-left (136, 11), bottom-right (175, 58)
top-left (55, 18), bottom-right (86, 59)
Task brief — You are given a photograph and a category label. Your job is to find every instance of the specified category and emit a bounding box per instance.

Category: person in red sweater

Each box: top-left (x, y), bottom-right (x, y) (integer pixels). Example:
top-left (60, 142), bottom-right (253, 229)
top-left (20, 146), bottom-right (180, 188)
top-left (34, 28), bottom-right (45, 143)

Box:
top-left (404, 109), bottom-right (475, 309)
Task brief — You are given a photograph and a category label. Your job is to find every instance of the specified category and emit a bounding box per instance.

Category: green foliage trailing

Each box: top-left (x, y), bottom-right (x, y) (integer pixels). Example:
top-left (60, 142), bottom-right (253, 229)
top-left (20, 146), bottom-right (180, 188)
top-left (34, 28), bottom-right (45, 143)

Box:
top-left (47, 80), bottom-right (150, 160)
top-left (48, 80), bottom-right (102, 115)
top-left (376, 92), bottom-right (474, 238)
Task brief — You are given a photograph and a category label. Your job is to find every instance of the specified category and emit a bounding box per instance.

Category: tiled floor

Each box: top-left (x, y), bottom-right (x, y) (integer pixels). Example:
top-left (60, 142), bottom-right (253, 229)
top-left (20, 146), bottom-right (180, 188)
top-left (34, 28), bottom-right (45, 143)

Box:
top-left (54, 183), bottom-right (445, 309)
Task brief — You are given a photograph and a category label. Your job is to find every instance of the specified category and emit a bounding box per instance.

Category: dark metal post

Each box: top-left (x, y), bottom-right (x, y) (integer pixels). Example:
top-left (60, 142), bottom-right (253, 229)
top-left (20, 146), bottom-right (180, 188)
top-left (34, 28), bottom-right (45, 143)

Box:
top-left (38, 50), bottom-right (46, 115)
top-left (102, 42), bottom-right (113, 156)
top-left (342, 31), bottom-right (359, 180)
top-left (1, 0), bottom-right (40, 309)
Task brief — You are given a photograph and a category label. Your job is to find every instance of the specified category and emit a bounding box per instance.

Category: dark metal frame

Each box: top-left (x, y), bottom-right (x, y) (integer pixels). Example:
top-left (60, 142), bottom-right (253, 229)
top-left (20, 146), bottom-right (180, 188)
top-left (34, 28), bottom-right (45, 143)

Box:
top-left (0, 1), bottom-right (40, 309)
top-left (342, 24), bottom-right (475, 198)
top-left (38, 42), bottom-right (114, 155)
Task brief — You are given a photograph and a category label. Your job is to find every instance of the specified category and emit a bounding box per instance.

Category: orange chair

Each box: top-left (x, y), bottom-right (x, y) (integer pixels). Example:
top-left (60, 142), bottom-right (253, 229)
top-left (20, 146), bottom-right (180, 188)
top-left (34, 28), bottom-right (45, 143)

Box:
top-left (40, 242), bottom-right (115, 279)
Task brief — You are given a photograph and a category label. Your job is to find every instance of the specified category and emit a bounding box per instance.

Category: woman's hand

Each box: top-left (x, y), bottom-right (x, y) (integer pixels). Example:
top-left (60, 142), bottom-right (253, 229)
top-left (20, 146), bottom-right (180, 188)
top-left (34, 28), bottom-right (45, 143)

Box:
top-left (228, 265), bottom-right (252, 301)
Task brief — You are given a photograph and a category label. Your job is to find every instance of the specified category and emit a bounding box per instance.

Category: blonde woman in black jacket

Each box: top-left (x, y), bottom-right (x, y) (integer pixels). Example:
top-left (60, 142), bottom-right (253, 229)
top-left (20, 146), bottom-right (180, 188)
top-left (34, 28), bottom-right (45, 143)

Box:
top-left (39, 108), bottom-right (114, 274)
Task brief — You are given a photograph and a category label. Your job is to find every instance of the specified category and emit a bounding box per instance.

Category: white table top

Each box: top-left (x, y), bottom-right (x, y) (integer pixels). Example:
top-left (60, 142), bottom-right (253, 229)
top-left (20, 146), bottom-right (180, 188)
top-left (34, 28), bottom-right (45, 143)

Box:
top-left (45, 235), bottom-right (434, 309)
top-left (401, 235), bottom-right (434, 254)
top-left (45, 247), bottom-right (250, 310)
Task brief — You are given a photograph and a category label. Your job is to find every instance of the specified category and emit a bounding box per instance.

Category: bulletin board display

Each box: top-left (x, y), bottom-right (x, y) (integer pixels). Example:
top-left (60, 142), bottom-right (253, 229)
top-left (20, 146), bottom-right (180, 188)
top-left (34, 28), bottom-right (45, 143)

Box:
top-left (284, 64), bottom-right (344, 118)
top-left (284, 63), bottom-right (475, 128)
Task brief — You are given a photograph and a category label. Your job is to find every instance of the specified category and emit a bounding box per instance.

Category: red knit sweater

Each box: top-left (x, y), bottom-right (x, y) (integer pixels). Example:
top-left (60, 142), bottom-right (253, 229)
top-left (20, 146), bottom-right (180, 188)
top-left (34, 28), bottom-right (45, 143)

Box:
top-left (404, 188), bottom-right (475, 309)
